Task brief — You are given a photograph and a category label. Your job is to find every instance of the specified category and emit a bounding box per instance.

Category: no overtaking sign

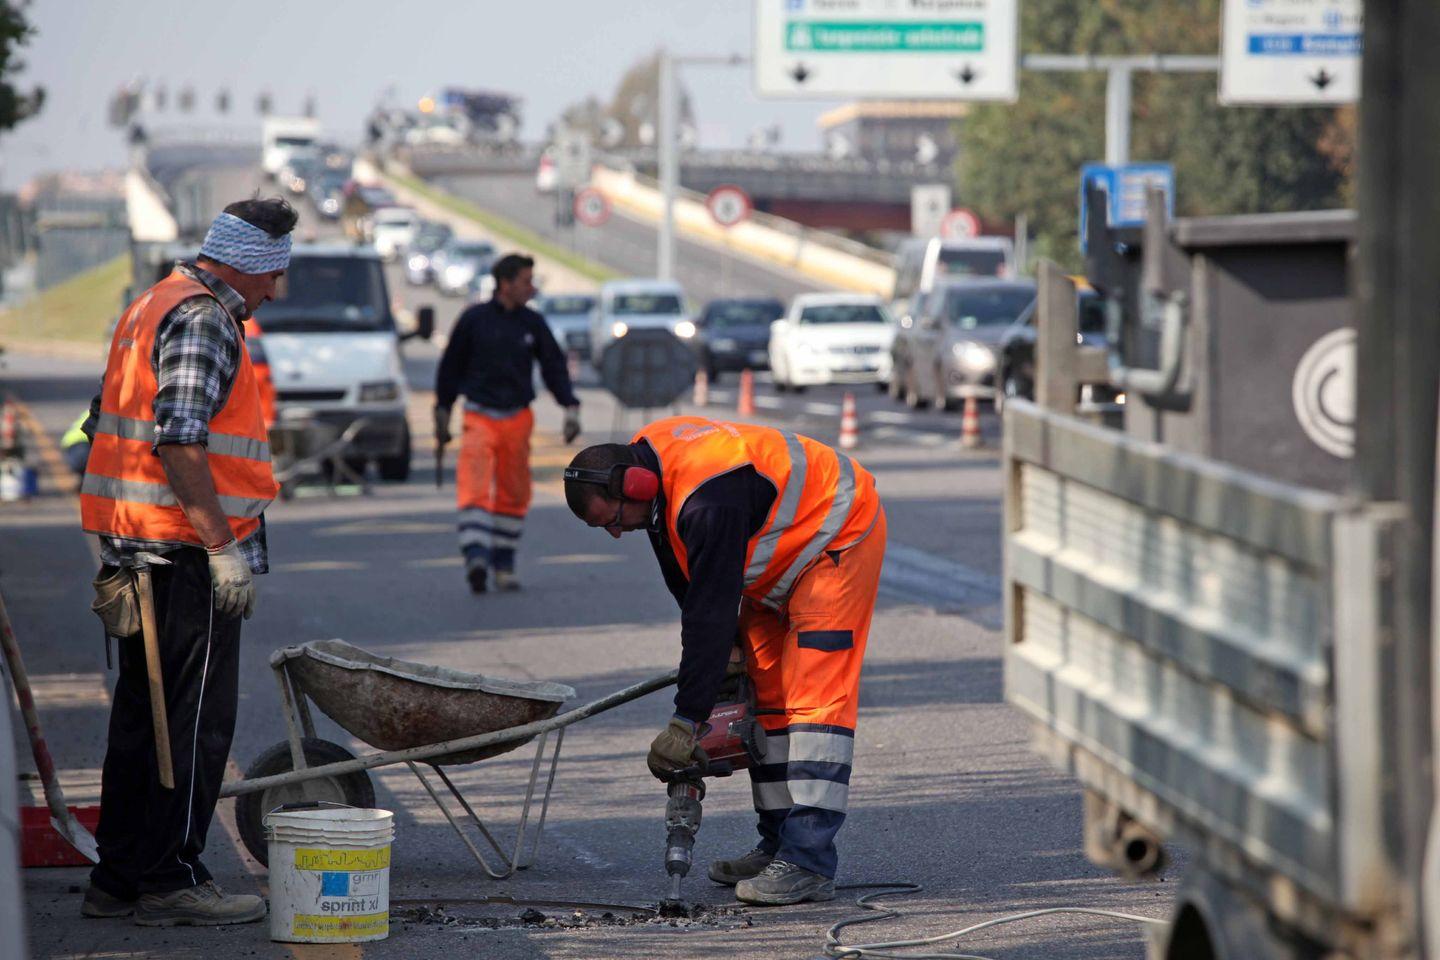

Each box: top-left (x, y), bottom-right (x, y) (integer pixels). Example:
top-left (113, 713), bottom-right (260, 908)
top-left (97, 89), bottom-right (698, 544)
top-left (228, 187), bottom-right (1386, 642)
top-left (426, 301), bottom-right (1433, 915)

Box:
top-left (706, 185), bottom-right (752, 228)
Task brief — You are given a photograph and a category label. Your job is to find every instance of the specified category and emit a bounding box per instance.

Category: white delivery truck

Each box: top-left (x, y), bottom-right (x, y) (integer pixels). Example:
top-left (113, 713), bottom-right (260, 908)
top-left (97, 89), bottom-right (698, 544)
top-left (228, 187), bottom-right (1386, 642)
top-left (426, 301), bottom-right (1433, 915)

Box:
top-left (261, 117), bottom-right (322, 180)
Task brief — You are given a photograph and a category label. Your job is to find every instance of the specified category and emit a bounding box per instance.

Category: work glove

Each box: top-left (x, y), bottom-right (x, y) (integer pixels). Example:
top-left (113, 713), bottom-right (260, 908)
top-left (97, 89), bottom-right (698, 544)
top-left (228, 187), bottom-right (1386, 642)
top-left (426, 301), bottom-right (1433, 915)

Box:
top-left (433, 406), bottom-right (452, 447)
top-left (647, 716), bottom-right (707, 780)
top-left (207, 540), bottom-right (255, 620)
top-left (562, 406), bottom-right (581, 445)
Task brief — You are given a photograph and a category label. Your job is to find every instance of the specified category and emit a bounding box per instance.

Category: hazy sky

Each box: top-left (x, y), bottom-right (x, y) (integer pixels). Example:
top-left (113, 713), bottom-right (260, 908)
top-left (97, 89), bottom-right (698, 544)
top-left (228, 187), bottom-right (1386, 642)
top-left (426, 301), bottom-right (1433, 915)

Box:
top-left (0, 0), bottom-right (848, 189)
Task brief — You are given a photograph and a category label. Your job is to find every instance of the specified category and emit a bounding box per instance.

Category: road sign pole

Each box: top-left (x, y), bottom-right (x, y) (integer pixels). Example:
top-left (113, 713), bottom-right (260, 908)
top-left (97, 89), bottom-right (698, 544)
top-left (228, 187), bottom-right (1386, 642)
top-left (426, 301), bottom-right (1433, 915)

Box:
top-left (658, 49), bottom-right (678, 281)
top-left (1104, 64), bottom-right (1133, 167)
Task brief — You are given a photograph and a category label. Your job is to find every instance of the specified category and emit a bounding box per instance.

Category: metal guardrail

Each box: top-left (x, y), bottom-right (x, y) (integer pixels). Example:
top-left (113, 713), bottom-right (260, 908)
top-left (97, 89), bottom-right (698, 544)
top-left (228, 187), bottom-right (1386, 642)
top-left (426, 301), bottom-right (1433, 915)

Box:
top-left (1002, 400), bottom-right (1397, 937)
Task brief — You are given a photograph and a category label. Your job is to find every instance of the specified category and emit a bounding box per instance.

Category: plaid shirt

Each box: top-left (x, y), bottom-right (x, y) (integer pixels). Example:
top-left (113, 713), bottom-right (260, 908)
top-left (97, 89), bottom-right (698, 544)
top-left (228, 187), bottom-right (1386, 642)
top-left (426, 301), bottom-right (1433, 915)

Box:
top-left (95, 261), bottom-right (269, 573)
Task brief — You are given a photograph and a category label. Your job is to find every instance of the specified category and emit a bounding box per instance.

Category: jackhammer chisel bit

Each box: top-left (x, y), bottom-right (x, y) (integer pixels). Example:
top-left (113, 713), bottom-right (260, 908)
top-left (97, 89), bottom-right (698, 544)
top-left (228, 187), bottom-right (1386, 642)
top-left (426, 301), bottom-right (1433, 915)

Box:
top-left (661, 777), bottom-right (705, 909)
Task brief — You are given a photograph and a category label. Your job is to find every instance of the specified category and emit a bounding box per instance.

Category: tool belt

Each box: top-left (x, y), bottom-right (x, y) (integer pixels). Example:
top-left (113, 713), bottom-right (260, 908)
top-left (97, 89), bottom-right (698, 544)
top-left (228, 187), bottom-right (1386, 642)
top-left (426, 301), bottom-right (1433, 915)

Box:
top-left (90, 566), bottom-right (141, 639)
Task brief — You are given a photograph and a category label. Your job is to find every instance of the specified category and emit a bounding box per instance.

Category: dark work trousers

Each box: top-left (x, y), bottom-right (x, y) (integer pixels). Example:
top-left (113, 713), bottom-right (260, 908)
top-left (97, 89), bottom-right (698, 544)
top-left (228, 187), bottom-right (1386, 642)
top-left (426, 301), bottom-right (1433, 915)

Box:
top-left (89, 547), bottom-right (241, 898)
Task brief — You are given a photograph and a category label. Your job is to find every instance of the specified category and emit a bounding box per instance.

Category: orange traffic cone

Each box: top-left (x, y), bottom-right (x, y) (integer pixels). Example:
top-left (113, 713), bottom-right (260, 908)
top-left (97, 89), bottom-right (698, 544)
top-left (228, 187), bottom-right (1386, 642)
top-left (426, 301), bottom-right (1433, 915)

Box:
top-left (838, 392), bottom-right (859, 450)
top-left (693, 367), bottom-right (709, 407)
top-left (960, 395), bottom-right (982, 449)
top-left (738, 368), bottom-right (756, 416)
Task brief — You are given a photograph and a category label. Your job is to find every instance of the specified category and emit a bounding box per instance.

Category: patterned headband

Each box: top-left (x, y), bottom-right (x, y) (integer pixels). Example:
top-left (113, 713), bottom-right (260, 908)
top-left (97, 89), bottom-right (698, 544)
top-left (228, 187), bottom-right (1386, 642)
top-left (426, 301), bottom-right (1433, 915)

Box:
top-left (198, 212), bottom-right (292, 274)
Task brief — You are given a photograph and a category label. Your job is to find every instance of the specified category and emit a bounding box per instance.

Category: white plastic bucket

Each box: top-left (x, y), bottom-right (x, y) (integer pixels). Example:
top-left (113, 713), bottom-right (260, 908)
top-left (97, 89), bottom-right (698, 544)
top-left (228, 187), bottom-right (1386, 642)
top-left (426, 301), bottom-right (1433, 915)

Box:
top-left (264, 805), bottom-right (394, 943)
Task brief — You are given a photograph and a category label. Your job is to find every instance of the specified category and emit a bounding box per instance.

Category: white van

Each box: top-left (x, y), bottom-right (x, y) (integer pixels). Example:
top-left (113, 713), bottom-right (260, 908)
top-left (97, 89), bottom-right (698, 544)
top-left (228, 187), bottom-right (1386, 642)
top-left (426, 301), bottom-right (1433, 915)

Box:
top-left (369, 206), bottom-right (422, 262)
top-left (262, 116), bottom-right (322, 179)
top-left (253, 244), bottom-right (432, 480)
top-left (891, 236), bottom-right (1016, 307)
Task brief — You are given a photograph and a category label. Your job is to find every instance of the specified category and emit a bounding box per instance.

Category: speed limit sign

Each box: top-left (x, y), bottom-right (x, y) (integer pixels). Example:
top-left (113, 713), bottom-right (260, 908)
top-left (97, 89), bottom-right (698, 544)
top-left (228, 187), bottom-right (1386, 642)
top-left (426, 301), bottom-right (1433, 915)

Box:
top-left (574, 188), bottom-right (611, 227)
top-left (706, 184), bottom-right (752, 228)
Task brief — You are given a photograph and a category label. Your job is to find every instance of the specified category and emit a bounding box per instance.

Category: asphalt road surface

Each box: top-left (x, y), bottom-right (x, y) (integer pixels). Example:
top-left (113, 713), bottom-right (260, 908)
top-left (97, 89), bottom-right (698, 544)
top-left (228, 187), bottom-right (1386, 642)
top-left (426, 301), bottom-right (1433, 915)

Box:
top-left (4, 164), bottom-right (1178, 960)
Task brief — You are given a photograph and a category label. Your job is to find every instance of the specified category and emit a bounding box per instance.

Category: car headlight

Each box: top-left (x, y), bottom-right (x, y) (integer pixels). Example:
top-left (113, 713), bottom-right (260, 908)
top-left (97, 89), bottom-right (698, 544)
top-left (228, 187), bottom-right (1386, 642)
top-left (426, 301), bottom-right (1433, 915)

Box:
top-left (674, 320), bottom-right (696, 339)
top-left (952, 340), bottom-right (995, 370)
top-left (408, 254), bottom-right (430, 271)
top-left (611, 321), bottom-right (629, 338)
top-left (322, 198), bottom-right (339, 214)
top-left (359, 380), bottom-right (401, 403)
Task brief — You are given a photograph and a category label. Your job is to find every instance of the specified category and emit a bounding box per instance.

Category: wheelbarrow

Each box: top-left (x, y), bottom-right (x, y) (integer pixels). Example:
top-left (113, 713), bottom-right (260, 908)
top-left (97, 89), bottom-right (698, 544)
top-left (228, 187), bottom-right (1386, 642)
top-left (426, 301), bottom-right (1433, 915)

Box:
top-left (222, 638), bottom-right (677, 880)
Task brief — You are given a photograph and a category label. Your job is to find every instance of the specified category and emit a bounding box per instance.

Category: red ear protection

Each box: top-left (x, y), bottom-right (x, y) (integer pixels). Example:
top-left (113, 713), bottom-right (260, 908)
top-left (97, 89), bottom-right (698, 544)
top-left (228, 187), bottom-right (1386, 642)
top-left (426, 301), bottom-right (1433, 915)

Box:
top-left (617, 465), bottom-right (659, 500)
top-left (563, 464), bottom-right (659, 501)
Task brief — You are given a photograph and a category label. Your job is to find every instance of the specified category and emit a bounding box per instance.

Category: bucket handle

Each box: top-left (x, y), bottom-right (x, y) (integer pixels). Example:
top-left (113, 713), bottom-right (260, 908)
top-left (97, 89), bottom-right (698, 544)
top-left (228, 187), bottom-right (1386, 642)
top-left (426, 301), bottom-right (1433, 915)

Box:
top-left (262, 799), bottom-right (356, 825)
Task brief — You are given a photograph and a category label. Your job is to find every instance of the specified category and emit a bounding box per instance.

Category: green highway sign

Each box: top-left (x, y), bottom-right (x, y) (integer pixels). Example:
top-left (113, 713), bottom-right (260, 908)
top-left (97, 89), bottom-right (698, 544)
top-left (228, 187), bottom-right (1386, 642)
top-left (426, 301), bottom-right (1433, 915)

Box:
top-left (755, 0), bottom-right (1018, 100)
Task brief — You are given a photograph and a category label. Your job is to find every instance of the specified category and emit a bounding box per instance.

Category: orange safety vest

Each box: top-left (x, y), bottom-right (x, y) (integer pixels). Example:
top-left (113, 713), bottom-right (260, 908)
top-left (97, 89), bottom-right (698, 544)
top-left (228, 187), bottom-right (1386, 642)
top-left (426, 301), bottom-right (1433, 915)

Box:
top-left (635, 416), bottom-right (880, 610)
top-left (243, 316), bottom-right (278, 428)
top-left (80, 270), bottom-right (278, 548)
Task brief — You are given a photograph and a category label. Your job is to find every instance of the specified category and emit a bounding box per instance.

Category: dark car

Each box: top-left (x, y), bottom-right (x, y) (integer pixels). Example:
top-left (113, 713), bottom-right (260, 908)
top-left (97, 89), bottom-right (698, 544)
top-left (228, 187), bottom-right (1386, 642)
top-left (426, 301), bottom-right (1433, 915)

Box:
top-left (694, 297), bottom-right (785, 380)
top-left (308, 170), bottom-right (350, 221)
top-left (996, 284), bottom-right (1124, 414)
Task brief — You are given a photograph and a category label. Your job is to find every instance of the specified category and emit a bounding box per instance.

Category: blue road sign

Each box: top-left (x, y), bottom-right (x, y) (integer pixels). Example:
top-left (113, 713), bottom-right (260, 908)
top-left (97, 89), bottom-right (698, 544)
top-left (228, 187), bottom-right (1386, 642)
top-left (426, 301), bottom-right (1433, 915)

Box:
top-left (1079, 162), bottom-right (1175, 250)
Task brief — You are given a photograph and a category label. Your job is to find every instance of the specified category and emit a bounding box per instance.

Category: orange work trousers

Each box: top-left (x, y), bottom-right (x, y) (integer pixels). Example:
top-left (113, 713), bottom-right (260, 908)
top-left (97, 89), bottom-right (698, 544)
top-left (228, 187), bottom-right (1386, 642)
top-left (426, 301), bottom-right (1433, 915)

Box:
top-left (456, 407), bottom-right (533, 573)
top-left (737, 506), bottom-right (886, 879)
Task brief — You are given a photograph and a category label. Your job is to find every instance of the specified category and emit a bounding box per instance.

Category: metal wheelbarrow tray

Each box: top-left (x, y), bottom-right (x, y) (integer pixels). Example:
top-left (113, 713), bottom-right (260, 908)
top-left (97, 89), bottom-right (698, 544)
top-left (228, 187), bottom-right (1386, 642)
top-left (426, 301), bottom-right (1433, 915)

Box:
top-left (220, 638), bottom-right (670, 881)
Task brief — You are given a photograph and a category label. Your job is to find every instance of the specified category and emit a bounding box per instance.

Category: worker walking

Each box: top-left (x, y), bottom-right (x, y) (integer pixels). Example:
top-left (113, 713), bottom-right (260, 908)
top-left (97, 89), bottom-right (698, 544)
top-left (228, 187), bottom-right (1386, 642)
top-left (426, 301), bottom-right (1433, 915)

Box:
top-left (77, 199), bottom-right (293, 925)
top-left (563, 416), bottom-right (885, 906)
top-left (435, 253), bottom-right (580, 593)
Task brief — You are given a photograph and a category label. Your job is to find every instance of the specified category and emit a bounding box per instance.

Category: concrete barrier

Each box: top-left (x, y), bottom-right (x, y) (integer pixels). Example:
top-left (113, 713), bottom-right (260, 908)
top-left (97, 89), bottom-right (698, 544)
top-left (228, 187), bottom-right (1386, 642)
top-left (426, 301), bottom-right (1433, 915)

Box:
top-left (125, 169), bottom-right (179, 243)
top-left (589, 166), bottom-right (896, 296)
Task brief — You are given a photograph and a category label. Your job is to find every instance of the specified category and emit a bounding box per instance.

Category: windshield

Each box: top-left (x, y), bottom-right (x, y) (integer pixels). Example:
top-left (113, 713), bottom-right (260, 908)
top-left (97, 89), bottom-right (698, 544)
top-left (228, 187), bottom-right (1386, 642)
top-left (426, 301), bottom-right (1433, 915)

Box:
top-left (798, 304), bottom-right (888, 325)
top-left (275, 136), bottom-right (314, 148)
top-left (938, 248), bottom-right (1007, 278)
top-left (706, 301), bottom-right (783, 329)
top-left (1078, 291), bottom-right (1106, 334)
top-left (612, 293), bottom-right (683, 316)
top-left (255, 257), bottom-right (390, 332)
top-left (412, 227), bottom-right (452, 252)
top-left (537, 296), bottom-right (595, 316)
top-left (942, 287), bottom-right (1036, 329)
top-left (452, 243), bottom-right (494, 259)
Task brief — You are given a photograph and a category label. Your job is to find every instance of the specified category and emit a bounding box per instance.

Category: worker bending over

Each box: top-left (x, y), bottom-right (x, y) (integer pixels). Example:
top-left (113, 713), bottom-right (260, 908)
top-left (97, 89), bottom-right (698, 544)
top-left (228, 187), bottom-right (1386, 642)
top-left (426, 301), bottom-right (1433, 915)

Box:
top-left (563, 416), bottom-right (885, 905)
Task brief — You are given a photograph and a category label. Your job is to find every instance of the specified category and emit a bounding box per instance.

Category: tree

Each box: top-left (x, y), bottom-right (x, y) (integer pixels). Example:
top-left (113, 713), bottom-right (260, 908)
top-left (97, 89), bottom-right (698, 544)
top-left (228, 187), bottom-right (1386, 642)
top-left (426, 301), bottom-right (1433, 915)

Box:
top-left (958, 0), bottom-right (1349, 268)
top-left (0, 2), bottom-right (42, 133)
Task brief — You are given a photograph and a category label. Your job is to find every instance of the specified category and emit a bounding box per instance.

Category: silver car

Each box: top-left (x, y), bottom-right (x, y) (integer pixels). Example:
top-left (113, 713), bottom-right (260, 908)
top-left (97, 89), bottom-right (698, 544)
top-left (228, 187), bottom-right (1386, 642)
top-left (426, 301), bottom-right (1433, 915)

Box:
top-left (897, 278), bottom-right (1036, 409)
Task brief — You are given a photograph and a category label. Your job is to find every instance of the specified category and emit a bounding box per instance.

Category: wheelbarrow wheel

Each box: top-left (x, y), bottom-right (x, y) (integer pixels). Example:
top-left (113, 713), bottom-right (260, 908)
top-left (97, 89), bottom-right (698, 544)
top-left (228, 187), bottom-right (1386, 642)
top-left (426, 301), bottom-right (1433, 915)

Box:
top-left (234, 738), bottom-right (376, 866)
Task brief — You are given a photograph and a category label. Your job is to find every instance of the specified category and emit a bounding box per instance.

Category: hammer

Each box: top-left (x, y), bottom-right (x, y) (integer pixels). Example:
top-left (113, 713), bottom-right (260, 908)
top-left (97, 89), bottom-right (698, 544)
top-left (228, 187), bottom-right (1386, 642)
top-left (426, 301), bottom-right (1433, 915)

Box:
top-left (129, 552), bottom-right (174, 790)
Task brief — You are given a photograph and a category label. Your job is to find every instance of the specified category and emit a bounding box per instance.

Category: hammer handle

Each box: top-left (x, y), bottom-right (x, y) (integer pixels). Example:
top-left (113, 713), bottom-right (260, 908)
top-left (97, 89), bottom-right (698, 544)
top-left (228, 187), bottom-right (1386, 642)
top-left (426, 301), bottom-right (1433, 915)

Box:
top-left (133, 568), bottom-right (175, 790)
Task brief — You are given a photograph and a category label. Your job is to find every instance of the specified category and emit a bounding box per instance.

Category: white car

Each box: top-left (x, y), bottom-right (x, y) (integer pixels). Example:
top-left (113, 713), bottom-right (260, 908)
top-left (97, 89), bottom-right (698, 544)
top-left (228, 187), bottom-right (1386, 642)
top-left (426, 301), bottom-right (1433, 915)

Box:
top-left (589, 279), bottom-right (693, 365)
top-left (370, 207), bottom-right (422, 262)
top-left (769, 293), bottom-right (895, 391)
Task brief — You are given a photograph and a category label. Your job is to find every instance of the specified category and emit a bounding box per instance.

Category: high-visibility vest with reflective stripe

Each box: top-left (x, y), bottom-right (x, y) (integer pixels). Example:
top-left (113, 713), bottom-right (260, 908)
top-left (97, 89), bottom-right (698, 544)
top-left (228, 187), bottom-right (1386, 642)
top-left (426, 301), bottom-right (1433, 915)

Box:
top-left (80, 270), bottom-right (278, 547)
top-left (635, 416), bottom-right (879, 609)
top-left (243, 316), bottom-right (277, 427)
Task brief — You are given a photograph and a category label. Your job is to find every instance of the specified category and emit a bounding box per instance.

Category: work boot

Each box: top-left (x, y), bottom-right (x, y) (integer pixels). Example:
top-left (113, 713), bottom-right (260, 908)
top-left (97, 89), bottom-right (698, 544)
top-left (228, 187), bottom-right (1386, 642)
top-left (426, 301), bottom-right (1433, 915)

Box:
top-left (466, 564), bottom-right (488, 594)
top-left (734, 860), bottom-right (835, 906)
top-left (493, 570), bottom-right (520, 592)
top-left (81, 885), bottom-right (136, 918)
top-left (708, 847), bottom-right (775, 886)
top-left (133, 881), bottom-right (266, 927)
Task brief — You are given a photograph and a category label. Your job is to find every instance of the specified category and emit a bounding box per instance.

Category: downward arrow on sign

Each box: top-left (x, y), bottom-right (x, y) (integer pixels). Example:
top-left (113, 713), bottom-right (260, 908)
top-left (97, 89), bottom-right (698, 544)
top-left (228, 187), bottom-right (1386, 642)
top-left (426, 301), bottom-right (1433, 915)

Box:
top-left (791, 63), bottom-right (811, 84)
top-left (957, 64), bottom-right (979, 85)
top-left (1309, 67), bottom-right (1335, 90)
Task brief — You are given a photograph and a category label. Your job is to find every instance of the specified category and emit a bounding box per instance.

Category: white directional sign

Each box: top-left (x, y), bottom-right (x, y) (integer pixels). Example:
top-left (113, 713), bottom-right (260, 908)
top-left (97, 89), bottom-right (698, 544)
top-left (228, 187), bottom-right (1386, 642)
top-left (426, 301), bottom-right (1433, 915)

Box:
top-left (706, 185), bottom-right (753, 228)
top-left (753, 0), bottom-right (1018, 101)
top-left (1220, 0), bottom-right (1362, 105)
top-left (911, 184), bottom-right (951, 238)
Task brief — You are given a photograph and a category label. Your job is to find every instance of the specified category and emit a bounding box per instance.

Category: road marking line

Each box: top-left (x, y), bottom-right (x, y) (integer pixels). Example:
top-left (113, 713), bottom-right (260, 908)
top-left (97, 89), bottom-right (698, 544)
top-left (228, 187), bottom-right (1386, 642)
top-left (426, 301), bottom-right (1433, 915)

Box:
top-left (868, 410), bottom-right (913, 425)
top-left (804, 402), bottom-right (841, 415)
top-left (754, 396), bottom-right (783, 409)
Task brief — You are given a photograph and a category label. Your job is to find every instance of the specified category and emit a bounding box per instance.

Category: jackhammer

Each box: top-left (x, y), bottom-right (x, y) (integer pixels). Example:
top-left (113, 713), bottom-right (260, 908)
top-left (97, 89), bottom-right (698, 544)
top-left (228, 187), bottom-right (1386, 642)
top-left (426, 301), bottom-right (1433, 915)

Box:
top-left (658, 675), bottom-right (768, 909)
